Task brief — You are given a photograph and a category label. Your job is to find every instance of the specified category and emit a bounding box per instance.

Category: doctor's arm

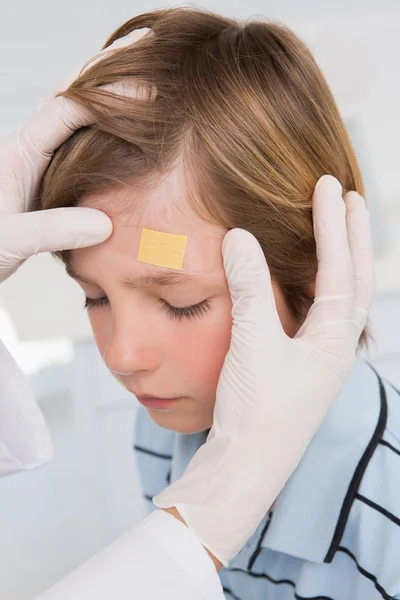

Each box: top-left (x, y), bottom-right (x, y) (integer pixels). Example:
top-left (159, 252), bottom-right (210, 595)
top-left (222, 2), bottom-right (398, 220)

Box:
top-left (35, 509), bottom-right (225, 600)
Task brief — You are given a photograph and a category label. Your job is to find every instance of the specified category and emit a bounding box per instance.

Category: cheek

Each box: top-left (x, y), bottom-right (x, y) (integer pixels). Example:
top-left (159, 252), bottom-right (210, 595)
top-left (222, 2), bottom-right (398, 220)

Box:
top-left (170, 298), bottom-right (233, 399)
top-left (88, 312), bottom-right (109, 355)
top-left (86, 297), bottom-right (233, 403)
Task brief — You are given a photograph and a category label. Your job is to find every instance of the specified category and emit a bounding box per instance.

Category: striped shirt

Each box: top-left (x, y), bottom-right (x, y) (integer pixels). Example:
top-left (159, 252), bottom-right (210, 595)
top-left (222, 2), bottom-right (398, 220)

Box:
top-left (133, 357), bottom-right (400, 599)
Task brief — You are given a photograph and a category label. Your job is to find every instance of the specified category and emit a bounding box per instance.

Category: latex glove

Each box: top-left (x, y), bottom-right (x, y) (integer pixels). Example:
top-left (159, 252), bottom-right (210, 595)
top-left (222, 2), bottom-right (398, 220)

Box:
top-left (0, 28), bottom-right (149, 477)
top-left (153, 174), bottom-right (374, 566)
top-left (0, 27), bottom-right (150, 284)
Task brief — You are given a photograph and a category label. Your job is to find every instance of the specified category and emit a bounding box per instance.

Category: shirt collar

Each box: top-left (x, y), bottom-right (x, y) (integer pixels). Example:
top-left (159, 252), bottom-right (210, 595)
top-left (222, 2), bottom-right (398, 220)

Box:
top-left (170, 357), bottom-right (384, 565)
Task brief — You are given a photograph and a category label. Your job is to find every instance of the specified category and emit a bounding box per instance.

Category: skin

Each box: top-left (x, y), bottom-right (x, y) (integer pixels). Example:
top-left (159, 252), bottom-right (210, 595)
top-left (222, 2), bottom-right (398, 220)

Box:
top-left (68, 166), bottom-right (301, 434)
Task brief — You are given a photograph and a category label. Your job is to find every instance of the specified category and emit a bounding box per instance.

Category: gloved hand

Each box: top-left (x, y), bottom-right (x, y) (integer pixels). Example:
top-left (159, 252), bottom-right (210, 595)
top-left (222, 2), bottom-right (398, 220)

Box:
top-left (0, 27), bottom-right (150, 284)
top-left (0, 28), bottom-right (150, 476)
top-left (153, 175), bottom-right (375, 566)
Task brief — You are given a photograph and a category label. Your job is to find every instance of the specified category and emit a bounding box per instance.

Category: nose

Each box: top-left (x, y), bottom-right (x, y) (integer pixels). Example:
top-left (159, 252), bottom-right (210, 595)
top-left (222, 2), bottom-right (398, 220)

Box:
top-left (102, 316), bottom-right (162, 376)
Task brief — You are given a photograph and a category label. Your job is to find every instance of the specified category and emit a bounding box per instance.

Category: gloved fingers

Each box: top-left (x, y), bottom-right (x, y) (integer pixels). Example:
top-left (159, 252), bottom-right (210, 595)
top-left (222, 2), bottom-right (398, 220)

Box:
top-left (1, 79), bottom-right (147, 216)
top-left (296, 176), bottom-right (374, 346)
top-left (13, 29), bottom-right (153, 190)
top-left (36, 67), bottom-right (82, 113)
top-left (19, 75), bottom-right (151, 191)
top-left (0, 96), bottom-right (95, 216)
top-left (221, 228), bottom-right (284, 339)
top-left (20, 95), bottom-right (91, 158)
top-left (296, 176), bottom-right (355, 339)
top-left (80, 28), bottom-right (152, 75)
top-left (312, 175), bottom-right (354, 300)
top-left (343, 190), bottom-right (375, 335)
top-left (37, 28), bottom-right (151, 112)
top-left (0, 27), bottom-right (153, 217)
top-left (4, 28), bottom-right (150, 174)
top-left (0, 208), bottom-right (112, 263)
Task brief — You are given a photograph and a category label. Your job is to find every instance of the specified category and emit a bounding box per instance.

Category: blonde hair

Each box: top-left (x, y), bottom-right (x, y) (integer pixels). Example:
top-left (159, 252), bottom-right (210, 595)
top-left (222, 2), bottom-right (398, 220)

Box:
top-left (37, 6), bottom-right (373, 352)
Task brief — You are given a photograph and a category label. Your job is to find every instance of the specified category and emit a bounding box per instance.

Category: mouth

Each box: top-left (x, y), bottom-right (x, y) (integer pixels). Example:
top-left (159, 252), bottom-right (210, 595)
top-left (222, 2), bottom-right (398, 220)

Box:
top-left (133, 393), bottom-right (184, 412)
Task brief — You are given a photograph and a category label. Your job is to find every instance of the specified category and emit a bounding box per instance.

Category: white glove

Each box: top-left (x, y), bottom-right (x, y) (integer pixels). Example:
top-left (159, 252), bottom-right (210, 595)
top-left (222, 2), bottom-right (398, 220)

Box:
top-left (153, 175), bottom-right (375, 566)
top-left (0, 27), bottom-right (151, 284)
top-left (0, 28), bottom-right (150, 476)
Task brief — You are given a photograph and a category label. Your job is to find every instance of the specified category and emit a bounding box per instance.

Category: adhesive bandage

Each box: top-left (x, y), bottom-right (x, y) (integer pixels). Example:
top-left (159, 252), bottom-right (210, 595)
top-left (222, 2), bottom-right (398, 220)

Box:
top-left (137, 227), bottom-right (188, 270)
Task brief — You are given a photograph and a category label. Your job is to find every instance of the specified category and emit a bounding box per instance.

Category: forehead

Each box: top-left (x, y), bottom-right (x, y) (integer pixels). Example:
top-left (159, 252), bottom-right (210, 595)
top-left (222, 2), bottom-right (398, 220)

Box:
top-left (71, 169), bottom-right (227, 277)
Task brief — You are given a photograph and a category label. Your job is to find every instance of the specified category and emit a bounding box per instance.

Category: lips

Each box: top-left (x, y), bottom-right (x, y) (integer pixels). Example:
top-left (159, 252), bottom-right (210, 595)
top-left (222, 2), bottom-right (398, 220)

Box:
top-left (134, 394), bottom-right (183, 411)
top-left (131, 392), bottom-right (178, 400)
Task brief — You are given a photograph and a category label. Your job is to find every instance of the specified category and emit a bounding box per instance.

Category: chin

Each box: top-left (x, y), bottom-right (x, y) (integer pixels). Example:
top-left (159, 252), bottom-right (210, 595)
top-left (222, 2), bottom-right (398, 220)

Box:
top-left (147, 408), bottom-right (213, 434)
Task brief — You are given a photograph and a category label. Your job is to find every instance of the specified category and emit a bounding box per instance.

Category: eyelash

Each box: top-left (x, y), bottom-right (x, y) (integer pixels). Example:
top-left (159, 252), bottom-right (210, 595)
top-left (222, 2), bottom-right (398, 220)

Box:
top-left (82, 296), bottom-right (212, 321)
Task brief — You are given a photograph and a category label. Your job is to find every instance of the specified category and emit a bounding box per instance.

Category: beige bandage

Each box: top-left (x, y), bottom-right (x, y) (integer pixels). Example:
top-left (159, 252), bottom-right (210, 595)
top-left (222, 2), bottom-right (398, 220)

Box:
top-left (137, 227), bottom-right (188, 270)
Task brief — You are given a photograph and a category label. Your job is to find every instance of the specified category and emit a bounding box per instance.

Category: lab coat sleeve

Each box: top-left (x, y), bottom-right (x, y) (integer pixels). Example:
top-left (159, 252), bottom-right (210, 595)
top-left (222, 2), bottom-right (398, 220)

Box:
top-left (0, 341), bottom-right (54, 476)
top-left (35, 509), bottom-right (226, 600)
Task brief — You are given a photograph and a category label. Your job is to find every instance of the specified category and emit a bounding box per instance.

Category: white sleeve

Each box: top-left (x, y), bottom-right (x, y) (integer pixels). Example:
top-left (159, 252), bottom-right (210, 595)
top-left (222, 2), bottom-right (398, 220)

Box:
top-left (0, 341), bottom-right (53, 476)
top-left (35, 509), bottom-right (225, 600)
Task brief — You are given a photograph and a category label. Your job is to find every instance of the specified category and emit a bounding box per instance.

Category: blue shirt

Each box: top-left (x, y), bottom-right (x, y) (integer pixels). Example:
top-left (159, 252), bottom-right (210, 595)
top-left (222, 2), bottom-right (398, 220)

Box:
top-left (133, 357), bottom-right (400, 599)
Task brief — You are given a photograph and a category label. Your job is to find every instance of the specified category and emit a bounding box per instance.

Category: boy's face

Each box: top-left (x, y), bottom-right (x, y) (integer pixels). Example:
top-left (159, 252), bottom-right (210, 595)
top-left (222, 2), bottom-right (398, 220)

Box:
top-left (68, 169), bottom-right (299, 433)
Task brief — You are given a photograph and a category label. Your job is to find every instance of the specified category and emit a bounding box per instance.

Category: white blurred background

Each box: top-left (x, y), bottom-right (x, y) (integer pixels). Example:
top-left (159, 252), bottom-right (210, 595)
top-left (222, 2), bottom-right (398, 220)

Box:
top-left (0, 1), bottom-right (399, 598)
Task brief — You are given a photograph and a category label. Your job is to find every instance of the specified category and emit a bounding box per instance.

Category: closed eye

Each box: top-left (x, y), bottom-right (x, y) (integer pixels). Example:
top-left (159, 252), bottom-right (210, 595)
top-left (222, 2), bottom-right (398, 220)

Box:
top-left (83, 296), bottom-right (109, 310)
top-left (83, 296), bottom-right (211, 321)
top-left (160, 299), bottom-right (211, 321)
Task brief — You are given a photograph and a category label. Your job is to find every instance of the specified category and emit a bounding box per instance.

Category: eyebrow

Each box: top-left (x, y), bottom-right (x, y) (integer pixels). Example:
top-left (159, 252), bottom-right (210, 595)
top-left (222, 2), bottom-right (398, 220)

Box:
top-left (65, 265), bottom-right (202, 289)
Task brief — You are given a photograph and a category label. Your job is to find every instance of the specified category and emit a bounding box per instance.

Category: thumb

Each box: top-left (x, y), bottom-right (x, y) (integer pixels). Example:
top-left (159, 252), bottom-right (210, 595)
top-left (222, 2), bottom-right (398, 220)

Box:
top-left (222, 228), bottom-right (283, 336)
top-left (0, 208), bottom-right (113, 260)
